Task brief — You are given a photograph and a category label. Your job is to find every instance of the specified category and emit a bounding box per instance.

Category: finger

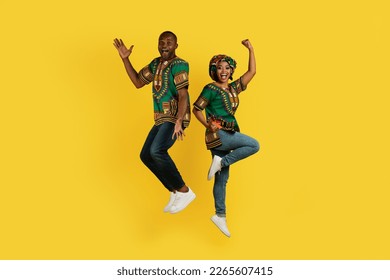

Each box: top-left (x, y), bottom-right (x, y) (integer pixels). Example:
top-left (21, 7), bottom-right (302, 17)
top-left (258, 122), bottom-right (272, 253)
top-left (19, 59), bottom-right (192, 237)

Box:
top-left (176, 131), bottom-right (184, 141)
top-left (114, 38), bottom-right (121, 46)
top-left (113, 39), bottom-right (119, 48)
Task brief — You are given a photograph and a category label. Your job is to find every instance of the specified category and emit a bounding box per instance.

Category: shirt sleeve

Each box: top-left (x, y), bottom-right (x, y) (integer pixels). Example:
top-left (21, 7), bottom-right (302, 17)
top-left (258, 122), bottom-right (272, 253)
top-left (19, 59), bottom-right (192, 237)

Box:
top-left (138, 59), bottom-right (157, 85)
top-left (230, 76), bottom-right (247, 94)
top-left (193, 85), bottom-right (213, 111)
top-left (172, 61), bottom-right (189, 90)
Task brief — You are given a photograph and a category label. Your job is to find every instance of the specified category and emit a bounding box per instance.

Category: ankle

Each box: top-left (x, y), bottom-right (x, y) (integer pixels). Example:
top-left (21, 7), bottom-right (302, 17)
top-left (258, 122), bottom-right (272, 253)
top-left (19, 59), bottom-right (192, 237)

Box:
top-left (177, 185), bottom-right (189, 193)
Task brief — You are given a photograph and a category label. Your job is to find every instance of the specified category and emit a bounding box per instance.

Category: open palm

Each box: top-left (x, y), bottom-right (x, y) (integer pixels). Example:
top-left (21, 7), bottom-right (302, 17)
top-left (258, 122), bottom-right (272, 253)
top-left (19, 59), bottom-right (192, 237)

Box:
top-left (113, 38), bottom-right (134, 59)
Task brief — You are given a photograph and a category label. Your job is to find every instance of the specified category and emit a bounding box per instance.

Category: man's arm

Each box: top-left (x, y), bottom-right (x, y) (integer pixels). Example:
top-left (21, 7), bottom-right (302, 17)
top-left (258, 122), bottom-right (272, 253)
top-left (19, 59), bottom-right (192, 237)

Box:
top-left (172, 88), bottom-right (188, 140)
top-left (113, 38), bottom-right (145, 89)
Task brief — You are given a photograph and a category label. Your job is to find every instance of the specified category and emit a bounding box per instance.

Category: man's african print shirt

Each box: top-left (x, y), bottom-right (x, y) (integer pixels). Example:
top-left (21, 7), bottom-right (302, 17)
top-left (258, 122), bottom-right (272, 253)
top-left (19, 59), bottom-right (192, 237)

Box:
top-left (138, 57), bottom-right (191, 127)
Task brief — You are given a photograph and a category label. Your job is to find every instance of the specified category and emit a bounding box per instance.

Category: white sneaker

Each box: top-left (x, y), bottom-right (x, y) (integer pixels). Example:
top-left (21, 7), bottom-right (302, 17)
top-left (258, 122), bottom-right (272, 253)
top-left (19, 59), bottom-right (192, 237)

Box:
top-left (170, 187), bottom-right (196, 214)
top-left (163, 192), bottom-right (176, 213)
top-left (207, 155), bottom-right (222, 180)
top-left (211, 214), bottom-right (231, 237)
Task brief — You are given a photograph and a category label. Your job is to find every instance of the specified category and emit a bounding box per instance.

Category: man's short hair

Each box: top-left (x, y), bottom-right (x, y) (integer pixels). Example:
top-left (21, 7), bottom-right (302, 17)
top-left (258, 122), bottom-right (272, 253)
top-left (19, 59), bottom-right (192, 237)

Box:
top-left (159, 31), bottom-right (177, 43)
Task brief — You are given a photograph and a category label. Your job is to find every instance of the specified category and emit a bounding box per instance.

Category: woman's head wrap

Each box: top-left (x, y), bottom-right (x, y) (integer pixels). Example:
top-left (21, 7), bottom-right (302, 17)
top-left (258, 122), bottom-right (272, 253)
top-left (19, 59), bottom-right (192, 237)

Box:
top-left (209, 54), bottom-right (237, 81)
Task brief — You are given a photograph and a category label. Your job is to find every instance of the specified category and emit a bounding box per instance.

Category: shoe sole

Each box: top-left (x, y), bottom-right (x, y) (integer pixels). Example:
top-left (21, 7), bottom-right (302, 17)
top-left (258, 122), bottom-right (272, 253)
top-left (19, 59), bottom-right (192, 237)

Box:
top-left (207, 156), bottom-right (222, 180)
top-left (208, 167), bottom-right (217, 180)
top-left (207, 170), bottom-right (213, 181)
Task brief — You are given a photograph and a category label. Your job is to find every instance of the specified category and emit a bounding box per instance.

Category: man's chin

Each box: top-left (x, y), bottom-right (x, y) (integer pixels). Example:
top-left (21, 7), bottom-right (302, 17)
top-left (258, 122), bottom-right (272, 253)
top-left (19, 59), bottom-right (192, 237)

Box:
top-left (161, 53), bottom-right (174, 61)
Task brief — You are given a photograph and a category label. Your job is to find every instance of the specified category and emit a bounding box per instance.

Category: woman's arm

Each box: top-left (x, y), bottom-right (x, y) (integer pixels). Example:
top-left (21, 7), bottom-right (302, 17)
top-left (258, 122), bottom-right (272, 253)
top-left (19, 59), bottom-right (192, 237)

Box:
top-left (240, 39), bottom-right (256, 87)
top-left (192, 107), bottom-right (218, 132)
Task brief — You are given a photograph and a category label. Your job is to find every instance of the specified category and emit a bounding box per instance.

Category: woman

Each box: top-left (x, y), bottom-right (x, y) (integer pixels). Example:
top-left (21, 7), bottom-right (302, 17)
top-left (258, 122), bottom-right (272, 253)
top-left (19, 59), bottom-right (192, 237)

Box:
top-left (192, 39), bottom-right (260, 237)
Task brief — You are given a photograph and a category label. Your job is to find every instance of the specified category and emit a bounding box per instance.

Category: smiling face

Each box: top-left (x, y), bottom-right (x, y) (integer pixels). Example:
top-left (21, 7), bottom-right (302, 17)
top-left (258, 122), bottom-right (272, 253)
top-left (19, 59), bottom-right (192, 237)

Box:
top-left (216, 61), bottom-right (232, 83)
top-left (158, 33), bottom-right (178, 61)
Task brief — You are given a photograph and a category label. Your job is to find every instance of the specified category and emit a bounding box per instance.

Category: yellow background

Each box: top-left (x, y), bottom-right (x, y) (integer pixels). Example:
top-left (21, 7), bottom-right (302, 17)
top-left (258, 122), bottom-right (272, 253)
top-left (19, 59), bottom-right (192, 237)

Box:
top-left (1, 0), bottom-right (389, 259)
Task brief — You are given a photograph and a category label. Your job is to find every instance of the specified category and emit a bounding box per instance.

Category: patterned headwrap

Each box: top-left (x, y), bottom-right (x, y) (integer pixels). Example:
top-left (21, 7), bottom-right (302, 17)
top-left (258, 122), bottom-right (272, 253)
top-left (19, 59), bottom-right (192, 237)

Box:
top-left (209, 54), bottom-right (237, 81)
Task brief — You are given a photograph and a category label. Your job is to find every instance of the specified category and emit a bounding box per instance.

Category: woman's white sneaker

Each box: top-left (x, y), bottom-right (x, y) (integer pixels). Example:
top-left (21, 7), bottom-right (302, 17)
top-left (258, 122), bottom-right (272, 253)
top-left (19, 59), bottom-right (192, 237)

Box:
top-left (211, 214), bottom-right (231, 237)
top-left (207, 155), bottom-right (222, 180)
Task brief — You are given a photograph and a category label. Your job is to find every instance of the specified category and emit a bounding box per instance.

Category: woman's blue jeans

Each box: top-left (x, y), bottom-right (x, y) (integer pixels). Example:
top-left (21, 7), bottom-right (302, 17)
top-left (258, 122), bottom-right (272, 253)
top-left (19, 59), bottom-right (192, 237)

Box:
top-left (211, 130), bottom-right (260, 216)
top-left (140, 122), bottom-right (185, 191)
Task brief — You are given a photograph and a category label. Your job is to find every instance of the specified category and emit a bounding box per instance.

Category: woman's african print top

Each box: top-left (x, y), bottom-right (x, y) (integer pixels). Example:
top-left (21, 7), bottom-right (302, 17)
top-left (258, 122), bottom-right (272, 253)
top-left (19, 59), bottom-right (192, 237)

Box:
top-left (193, 77), bottom-right (246, 149)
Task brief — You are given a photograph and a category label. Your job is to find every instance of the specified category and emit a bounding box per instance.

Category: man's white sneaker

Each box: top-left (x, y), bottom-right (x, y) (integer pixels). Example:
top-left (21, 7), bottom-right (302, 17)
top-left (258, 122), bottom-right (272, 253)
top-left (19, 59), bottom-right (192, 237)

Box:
top-left (207, 155), bottom-right (222, 180)
top-left (170, 187), bottom-right (196, 214)
top-left (163, 192), bottom-right (176, 213)
top-left (211, 214), bottom-right (231, 237)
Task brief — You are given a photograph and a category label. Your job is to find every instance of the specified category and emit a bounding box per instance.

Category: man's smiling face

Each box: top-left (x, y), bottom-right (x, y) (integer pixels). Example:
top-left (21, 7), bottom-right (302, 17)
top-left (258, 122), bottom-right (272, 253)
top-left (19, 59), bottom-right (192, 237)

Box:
top-left (158, 34), bottom-right (178, 61)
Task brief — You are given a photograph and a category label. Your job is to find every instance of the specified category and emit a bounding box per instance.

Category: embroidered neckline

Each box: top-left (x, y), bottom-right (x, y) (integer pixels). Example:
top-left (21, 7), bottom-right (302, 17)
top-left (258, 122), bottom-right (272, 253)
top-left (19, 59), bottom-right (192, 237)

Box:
top-left (208, 84), bottom-right (239, 115)
top-left (153, 60), bottom-right (169, 93)
top-left (152, 58), bottom-right (179, 101)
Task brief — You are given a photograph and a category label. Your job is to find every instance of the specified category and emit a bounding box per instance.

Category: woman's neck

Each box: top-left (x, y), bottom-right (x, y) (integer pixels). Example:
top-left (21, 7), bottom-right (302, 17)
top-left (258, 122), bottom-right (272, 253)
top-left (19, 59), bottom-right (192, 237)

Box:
top-left (214, 82), bottom-right (229, 90)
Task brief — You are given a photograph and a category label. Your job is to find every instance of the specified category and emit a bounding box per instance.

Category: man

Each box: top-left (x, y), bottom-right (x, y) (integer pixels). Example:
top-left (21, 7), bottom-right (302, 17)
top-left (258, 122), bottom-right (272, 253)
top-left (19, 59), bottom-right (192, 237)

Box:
top-left (113, 31), bottom-right (195, 214)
